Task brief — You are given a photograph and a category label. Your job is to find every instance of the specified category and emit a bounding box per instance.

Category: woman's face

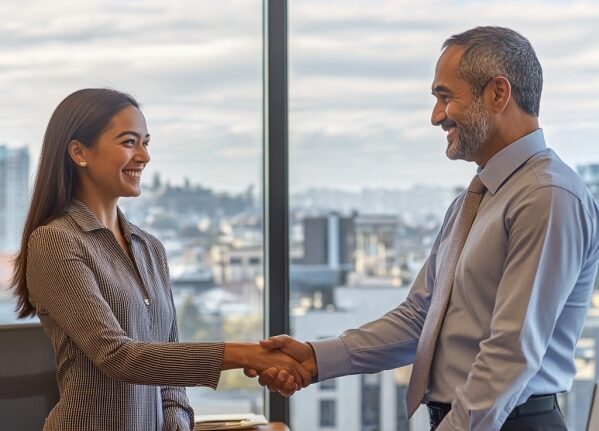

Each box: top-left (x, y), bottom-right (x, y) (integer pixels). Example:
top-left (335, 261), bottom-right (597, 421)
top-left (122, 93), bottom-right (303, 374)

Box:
top-left (79, 105), bottom-right (150, 201)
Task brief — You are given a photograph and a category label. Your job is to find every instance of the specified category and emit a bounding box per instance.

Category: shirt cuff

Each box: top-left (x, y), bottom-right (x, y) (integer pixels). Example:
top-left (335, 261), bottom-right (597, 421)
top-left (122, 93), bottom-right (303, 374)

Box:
top-left (309, 337), bottom-right (353, 381)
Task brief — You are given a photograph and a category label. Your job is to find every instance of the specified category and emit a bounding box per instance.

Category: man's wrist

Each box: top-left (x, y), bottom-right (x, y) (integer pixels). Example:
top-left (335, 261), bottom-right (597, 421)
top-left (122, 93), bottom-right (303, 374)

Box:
top-left (306, 342), bottom-right (319, 378)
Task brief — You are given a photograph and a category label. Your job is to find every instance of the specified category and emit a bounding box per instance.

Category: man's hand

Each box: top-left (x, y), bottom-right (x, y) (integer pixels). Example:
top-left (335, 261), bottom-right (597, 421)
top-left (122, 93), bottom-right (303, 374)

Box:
top-left (244, 335), bottom-right (318, 396)
top-left (223, 342), bottom-right (311, 395)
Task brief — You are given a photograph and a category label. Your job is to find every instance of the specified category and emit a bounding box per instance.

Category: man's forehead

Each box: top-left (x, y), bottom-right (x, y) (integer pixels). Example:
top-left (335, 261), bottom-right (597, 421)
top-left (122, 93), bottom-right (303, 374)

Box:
top-left (432, 45), bottom-right (466, 91)
top-left (436, 45), bottom-right (464, 75)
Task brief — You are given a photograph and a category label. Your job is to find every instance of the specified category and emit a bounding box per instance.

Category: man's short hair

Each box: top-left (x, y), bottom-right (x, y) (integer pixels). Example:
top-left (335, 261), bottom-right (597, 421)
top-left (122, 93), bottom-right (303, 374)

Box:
top-left (443, 26), bottom-right (543, 117)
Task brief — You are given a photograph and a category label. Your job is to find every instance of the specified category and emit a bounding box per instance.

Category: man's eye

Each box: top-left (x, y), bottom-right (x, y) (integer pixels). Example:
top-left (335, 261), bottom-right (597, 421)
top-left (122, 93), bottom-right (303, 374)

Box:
top-left (123, 139), bottom-right (135, 146)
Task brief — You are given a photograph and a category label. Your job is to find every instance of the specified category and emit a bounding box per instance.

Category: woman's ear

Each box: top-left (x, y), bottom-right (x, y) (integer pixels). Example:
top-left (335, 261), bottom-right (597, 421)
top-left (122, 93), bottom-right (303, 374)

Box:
top-left (68, 140), bottom-right (88, 167)
top-left (485, 76), bottom-right (511, 114)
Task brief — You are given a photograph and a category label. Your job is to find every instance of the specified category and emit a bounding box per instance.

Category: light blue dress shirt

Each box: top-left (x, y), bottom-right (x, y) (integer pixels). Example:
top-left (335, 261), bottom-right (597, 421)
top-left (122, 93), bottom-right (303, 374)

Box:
top-left (311, 129), bottom-right (599, 430)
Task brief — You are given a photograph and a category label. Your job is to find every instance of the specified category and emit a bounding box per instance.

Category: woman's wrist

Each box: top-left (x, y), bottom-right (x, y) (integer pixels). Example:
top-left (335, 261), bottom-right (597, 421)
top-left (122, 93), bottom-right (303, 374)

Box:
top-left (222, 343), bottom-right (257, 370)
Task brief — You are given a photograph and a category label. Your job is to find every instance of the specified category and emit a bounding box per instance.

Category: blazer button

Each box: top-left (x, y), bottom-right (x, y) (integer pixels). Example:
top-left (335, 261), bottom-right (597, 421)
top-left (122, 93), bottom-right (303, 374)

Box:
top-left (144, 298), bottom-right (150, 306)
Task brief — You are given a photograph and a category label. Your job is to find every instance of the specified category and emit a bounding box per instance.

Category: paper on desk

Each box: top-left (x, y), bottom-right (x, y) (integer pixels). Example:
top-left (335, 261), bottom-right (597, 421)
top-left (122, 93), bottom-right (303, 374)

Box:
top-left (194, 413), bottom-right (269, 430)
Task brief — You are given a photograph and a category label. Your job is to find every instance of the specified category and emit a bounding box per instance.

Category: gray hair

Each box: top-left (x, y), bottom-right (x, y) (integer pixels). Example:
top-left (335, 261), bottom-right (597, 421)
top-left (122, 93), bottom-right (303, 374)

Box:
top-left (443, 26), bottom-right (543, 117)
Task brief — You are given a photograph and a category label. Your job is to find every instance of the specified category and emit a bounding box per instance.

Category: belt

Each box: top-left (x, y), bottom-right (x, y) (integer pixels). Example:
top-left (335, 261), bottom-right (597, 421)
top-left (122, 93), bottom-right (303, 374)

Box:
top-left (427, 394), bottom-right (557, 428)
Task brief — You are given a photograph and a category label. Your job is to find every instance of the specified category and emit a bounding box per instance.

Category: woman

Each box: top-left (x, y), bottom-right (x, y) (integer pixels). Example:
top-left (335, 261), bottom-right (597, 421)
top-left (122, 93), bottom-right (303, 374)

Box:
top-left (10, 88), bottom-right (309, 431)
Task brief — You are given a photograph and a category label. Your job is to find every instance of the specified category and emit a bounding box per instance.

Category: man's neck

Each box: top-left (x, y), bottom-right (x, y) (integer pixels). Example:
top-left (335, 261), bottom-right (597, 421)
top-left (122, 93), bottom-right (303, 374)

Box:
top-left (475, 116), bottom-right (539, 168)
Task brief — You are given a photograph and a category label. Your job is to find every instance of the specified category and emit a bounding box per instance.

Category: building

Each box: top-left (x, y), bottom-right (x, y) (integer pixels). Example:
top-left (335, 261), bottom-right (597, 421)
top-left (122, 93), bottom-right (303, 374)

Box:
top-left (0, 145), bottom-right (29, 253)
top-left (292, 282), bottom-right (430, 431)
top-left (354, 215), bottom-right (400, 277)
top-left (289, 214), bottom-right (355, 309)
top-left (302, 214), bottom-right (355, 269)
top-left (210, 243), bottom-right (262, 285)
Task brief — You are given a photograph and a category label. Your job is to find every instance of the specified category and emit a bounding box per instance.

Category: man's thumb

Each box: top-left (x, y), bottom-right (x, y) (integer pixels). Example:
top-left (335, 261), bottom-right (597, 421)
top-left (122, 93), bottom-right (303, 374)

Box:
top-left (260, 334), bottom-right (289, 350)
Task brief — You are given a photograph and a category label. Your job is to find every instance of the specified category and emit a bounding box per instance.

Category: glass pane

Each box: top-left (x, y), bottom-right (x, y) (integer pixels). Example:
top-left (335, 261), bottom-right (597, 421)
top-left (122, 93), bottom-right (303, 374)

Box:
top-left (289, 1), bottom-right (599, 430)
top-left (0, 0), bottom-right (264, 416)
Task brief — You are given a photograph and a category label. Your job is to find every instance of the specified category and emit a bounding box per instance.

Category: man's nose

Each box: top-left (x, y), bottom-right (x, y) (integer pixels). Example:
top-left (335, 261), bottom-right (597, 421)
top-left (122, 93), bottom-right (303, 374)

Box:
top-left (431, 102), bottom-right (446, 126)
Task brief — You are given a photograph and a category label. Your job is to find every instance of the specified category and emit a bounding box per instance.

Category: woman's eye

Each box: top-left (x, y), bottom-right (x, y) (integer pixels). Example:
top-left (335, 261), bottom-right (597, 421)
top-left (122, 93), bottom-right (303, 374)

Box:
top-left (123, 139), bottom-right (135, 146)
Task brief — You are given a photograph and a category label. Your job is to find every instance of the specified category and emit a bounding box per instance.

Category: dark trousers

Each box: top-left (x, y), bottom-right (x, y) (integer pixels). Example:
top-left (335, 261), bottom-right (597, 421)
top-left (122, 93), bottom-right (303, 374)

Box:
top-left (429, 399), bottom-right (567, 430)
top-left (500, 407), bottom-right (567, 431)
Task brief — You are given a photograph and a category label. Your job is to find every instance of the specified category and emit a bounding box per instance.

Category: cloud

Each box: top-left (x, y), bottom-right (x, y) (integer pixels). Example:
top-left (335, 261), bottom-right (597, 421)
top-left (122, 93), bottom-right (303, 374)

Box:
top-left (1, 0), bottom-right (598, 192)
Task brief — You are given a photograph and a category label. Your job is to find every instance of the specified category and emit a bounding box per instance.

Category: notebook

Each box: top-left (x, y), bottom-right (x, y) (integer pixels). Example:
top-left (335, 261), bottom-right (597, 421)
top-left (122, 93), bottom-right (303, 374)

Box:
top-left (194, 413), bottom-right (269, 431)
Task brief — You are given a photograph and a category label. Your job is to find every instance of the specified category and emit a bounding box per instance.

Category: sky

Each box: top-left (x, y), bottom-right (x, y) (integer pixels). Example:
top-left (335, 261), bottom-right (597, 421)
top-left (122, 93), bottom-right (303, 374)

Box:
top-left (0, 0), bottom-right (598, 192)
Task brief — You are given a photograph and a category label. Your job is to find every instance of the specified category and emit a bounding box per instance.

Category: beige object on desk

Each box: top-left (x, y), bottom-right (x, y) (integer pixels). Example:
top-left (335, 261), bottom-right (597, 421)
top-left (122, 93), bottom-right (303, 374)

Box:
top-left (194, 414), bottom-right (289, 431)
top-left (255, 423), bottom-right (289, 431)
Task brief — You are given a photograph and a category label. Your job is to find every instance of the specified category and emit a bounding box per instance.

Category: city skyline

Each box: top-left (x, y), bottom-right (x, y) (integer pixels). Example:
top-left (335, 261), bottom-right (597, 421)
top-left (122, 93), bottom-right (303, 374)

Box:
top-left (0, 0), bottom-right (598, 193)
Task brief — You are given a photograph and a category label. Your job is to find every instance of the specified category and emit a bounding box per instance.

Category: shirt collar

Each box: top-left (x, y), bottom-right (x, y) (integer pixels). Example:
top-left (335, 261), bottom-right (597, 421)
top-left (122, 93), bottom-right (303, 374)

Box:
top-left (478, 128), bottom-right (546, 195)
top-left (66, 199), bottom-right (137, 243)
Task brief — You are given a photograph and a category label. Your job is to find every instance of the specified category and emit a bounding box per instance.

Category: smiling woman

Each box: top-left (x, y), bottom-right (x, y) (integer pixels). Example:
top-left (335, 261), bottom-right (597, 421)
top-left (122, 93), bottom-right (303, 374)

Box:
top-left (8, 89), bottom-right (310, 431)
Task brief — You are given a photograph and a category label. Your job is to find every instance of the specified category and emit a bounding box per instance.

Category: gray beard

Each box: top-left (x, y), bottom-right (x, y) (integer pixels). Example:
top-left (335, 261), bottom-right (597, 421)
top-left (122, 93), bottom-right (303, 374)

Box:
top-left (446, 96), bottom-right (493, 161)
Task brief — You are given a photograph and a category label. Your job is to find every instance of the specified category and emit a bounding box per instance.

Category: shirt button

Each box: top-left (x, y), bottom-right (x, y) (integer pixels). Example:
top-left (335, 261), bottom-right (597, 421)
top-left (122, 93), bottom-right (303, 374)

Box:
top-left (144, 298), bottom-right (150, 306)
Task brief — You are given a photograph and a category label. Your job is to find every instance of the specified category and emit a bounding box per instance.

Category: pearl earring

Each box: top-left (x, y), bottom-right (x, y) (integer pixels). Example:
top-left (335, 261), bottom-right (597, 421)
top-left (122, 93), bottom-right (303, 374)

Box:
top-left (79, 161), bottom-right (87, 167)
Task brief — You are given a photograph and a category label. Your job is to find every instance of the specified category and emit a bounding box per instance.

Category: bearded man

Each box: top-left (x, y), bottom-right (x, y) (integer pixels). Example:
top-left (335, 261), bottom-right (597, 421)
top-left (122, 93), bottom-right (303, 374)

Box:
top-left (251, 26), bottom-right (599, 431)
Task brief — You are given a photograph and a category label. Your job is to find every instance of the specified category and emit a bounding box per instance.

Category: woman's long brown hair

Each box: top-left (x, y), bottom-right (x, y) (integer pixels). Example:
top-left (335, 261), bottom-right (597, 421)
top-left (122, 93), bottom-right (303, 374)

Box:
top-left (11, 88), bottom-right (139, 318)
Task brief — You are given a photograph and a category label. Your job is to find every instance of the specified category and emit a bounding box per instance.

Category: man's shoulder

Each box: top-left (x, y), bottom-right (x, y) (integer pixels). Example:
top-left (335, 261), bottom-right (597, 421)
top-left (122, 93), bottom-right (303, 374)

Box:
top-left (516, 148), bottom-right (599, 217)
top-left (522, 149), bottom-right (588, 199)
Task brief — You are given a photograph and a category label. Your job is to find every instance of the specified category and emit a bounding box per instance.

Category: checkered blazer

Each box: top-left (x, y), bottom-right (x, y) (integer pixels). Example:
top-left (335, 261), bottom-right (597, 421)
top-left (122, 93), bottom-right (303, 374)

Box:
top-left (26, 199), bottom-right (224, 430)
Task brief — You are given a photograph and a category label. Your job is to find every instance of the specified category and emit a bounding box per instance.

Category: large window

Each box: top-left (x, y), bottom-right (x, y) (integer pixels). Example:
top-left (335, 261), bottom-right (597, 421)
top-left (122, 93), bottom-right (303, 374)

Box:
top-left (2, 1), bottom-right (599, 428)
top-left (288, 1), bottom-right (599, 430)
top-left (0, 0), bottom-right (264, 416)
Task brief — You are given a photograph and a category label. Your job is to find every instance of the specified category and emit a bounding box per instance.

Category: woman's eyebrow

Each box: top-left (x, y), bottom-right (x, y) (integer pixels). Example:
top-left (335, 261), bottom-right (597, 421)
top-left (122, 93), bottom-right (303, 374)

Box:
top-left (115, 131), bottom-right (151, 139)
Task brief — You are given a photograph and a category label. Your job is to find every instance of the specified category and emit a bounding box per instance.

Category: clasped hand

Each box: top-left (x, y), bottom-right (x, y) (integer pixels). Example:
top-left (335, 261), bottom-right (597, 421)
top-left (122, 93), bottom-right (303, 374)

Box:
top-left (244, 335), bottom-right (318, 396)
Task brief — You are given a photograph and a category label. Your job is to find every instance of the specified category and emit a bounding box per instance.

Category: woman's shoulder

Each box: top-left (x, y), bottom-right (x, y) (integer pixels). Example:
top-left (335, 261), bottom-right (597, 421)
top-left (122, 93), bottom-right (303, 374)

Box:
top-left (28, 217), bottom-right (84, 258)
top-left (31, 212), bottom-right (81, 240)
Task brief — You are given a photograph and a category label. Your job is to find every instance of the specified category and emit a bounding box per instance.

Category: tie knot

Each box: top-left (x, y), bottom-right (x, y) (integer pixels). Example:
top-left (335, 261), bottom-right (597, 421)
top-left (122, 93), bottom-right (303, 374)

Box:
top-left (468, 175), bottom-right (486, 194)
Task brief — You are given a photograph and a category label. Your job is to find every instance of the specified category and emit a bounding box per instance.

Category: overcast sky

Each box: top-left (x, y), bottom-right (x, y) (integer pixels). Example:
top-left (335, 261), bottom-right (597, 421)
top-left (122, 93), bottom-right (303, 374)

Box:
top-left (0, 0), bottom-right (598, 192)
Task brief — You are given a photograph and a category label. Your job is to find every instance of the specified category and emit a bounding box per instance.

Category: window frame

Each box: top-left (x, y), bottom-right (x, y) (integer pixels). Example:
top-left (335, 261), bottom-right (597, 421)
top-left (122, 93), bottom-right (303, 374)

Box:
top-left (263, 0), bottom-right (290, 423)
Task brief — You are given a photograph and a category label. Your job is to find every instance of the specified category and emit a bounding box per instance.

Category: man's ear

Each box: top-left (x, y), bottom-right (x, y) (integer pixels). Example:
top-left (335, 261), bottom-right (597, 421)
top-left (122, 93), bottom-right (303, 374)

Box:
top-left (485, 76), bottom-right (511, 114)
top-left (68, 140), bottom-right (88, 167)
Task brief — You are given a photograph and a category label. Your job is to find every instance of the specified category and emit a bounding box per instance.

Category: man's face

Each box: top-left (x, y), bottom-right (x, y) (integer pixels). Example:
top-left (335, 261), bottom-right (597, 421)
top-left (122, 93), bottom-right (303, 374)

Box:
top-left (431, 45), bottom-right (494, 162)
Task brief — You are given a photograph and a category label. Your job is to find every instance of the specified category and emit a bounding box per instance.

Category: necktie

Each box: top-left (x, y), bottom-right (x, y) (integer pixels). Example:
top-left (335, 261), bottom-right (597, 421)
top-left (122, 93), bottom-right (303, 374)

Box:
top-left (406, 175), bottom-right (486, 417)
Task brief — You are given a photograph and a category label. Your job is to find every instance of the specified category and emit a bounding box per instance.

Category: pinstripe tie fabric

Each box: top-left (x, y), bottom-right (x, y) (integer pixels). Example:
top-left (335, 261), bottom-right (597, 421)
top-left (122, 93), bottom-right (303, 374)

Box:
top-left (406, 175), bottom-right (486, 417)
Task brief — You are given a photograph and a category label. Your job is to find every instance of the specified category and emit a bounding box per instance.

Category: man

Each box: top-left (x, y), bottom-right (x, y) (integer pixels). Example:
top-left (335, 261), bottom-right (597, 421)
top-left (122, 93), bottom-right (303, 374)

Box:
top-left (249, 27), bottom-right (599, 430)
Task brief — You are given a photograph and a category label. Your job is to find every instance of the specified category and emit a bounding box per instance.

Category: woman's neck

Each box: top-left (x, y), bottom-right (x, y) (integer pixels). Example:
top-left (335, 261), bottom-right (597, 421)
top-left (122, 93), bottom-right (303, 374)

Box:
top-left (73, 192), bottom-right (120, 232)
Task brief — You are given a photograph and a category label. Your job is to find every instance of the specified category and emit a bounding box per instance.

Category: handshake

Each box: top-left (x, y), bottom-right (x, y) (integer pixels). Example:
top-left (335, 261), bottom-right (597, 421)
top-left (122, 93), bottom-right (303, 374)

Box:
top-left (225, 335), bottom-right (318, 396)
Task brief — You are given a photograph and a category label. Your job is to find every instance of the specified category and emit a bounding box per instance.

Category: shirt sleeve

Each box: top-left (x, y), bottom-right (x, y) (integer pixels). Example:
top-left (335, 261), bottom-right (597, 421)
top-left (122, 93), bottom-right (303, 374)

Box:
top-left (311, 225), bottom-right (443, 381)
top-left (438, 186), bottom-right (595, 431)
top-left (26, 225), bottom-right (225, 389)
